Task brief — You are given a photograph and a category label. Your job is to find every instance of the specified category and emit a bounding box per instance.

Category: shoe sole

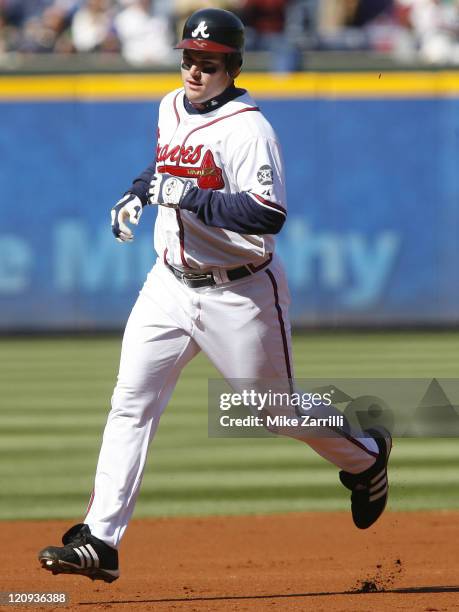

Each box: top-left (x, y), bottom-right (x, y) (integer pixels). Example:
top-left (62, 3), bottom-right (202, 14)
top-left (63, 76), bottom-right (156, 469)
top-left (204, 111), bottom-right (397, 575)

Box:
top-left (39, 555), bottom-right (119, 583)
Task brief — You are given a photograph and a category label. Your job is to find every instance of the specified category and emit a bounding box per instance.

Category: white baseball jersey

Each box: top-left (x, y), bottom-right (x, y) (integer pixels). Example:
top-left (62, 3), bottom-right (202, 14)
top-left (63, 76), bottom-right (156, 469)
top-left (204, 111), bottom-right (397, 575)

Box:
top-left (154, 88), bottom-right (287, 270)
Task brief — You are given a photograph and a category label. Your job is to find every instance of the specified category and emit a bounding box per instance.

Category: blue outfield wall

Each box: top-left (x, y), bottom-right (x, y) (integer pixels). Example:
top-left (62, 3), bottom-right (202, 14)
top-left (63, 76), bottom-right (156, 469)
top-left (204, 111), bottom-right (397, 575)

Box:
top-left (1, 95), bottom-right (458, 329)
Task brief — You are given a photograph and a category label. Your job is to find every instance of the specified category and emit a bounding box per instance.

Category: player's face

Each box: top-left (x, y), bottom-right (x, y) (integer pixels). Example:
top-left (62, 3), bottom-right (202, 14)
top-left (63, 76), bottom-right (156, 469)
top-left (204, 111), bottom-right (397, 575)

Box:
top-left (181, 50), bottom-right (233, 104)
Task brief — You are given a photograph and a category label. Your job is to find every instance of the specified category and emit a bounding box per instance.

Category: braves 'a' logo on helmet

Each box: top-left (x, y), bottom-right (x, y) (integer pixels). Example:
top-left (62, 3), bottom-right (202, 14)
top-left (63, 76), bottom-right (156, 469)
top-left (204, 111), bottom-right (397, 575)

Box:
top-left (191, 21), bottom-right (210, 39)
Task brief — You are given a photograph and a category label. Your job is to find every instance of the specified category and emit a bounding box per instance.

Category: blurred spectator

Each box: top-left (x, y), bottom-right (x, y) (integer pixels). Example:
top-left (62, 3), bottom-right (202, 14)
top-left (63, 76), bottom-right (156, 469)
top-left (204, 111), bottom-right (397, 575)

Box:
top-left (17, 4), bottom-right (74, 53)
top-left (0, 12), bottom-right (17, 54)
top-left (317, 0), bottom-right (393, 51)
top-left (42, 4), bottom-right (74, 53)
top-left (395, 0), bottom-right (459, 64)
top-left (2, 0), bottom-right (55, 27)
top-left (240, 0), bottom-right (287, 41)
top-left (351, 0), bottom-right (394, 26)
top-left (318, 0), bottom-right (392, 31)
top-left (71, 0), bottom-right (119, 52)
top-left (284, 0), bottom-right (320, 50)
top-left (114, 0), bottom-right (172, 65)
top-left (239, 0), bottom-right (303, 71)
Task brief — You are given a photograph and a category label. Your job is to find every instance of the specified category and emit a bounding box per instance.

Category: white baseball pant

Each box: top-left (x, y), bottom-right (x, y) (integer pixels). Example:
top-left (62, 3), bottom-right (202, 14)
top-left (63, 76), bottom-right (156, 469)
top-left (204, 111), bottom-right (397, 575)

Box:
top-left (85, 257), bottom-right (378, 547)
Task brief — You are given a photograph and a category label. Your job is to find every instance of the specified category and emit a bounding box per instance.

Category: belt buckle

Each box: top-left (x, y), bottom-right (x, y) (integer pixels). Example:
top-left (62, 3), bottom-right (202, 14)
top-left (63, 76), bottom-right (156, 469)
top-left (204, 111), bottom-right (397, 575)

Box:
top-left (182, 272), bottom-right (215, 287)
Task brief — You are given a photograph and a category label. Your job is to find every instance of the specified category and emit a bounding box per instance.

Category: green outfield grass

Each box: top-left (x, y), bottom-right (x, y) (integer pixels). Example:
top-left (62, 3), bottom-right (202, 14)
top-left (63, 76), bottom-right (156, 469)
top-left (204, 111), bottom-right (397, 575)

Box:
top-left (1, 332), bottom-right (459, 520)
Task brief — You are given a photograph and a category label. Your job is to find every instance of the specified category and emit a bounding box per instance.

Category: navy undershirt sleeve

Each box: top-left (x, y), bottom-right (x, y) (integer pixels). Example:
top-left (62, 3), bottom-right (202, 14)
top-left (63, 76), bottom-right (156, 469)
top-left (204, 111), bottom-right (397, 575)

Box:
top-left (128, 163), bottom-right (155, 206)
top-left (180, 187), bottom-right (285, 235)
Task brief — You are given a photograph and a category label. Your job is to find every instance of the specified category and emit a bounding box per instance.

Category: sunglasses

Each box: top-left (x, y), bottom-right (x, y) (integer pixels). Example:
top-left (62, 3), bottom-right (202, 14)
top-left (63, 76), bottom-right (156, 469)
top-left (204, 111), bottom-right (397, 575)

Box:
top-left (181, 60), bottom-right (219, 74)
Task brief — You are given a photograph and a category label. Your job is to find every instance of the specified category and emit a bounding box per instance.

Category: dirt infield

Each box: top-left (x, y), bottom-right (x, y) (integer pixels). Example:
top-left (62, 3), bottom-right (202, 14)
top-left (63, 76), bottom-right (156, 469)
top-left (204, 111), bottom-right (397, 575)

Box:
top-left (2, 511), bottom-right (458, 611)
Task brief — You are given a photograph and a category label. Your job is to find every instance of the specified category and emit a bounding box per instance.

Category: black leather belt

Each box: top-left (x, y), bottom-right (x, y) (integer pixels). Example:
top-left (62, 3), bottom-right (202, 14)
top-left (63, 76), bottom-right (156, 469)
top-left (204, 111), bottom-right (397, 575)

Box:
top-left (167, 263), bottom-right (251, 288)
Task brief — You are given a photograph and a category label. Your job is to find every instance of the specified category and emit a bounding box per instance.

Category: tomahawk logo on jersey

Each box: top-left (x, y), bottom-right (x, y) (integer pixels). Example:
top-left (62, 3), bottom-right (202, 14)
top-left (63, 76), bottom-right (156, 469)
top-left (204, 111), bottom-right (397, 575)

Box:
top-left (156, 143), bottom-right (224, 190)
top-left (149, 87), bottom-right (287, 271)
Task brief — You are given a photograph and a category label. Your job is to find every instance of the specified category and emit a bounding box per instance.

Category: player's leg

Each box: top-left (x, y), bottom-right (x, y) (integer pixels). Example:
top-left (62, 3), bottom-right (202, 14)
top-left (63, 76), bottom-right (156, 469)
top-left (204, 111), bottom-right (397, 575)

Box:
top-left (84, 264), bottom-right (200, 547)
top-left (196, 256), bottom-right (378, 471)
top-left (39, 263), bottom-right (200, 580)
top-left (195, 257), bottom-right (390, 528)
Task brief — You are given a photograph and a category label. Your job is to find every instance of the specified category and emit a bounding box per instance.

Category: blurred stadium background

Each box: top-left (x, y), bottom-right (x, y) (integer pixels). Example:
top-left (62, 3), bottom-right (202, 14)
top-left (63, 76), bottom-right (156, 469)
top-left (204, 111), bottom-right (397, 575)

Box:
top-left (1, 0), bottom-right (459, 521)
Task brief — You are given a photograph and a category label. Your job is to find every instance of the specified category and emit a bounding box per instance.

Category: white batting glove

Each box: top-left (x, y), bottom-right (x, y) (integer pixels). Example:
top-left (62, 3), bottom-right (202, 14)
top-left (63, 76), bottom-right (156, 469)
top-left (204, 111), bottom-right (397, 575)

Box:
top-left (111, 193), bottom-right (143, 242)
top-left (148, 172), bottom-right (193, 209)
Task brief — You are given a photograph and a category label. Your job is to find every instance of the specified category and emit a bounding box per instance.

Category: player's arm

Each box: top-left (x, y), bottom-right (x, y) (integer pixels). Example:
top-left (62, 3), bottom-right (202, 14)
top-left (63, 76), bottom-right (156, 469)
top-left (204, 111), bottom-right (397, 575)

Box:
top-left (184, 135), bottom-right (287, 234)
top-left (128, 162), bottom-right (156, 205)
top-left (180, 188), bottom-right (285, 234)
top-left (148, 137), bottom-right (287, 235)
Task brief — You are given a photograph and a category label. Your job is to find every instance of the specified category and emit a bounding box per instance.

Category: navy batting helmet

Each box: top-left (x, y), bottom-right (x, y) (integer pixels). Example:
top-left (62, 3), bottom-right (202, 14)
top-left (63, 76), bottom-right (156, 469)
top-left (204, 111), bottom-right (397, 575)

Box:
top-left (175, 8), bottom-right (245, 55)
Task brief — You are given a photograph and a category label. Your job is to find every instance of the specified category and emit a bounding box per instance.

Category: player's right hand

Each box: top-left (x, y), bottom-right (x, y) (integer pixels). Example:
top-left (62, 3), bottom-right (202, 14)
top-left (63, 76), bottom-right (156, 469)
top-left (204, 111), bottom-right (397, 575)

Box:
top-left (111, 193), bottom-right (143, 242)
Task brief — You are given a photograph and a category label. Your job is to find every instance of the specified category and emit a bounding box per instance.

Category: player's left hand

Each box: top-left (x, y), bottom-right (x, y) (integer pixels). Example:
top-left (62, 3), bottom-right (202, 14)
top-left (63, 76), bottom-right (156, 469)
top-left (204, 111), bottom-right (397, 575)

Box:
top-left (148, 172), bottom-right (193, 209)
top-left (111, 193), bottom-right (143, 243)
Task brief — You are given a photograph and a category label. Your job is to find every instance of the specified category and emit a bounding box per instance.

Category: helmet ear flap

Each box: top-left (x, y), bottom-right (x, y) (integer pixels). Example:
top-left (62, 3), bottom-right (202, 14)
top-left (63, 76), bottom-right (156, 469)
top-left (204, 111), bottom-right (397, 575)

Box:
top-left (226, 53), bottom-right (243, 78)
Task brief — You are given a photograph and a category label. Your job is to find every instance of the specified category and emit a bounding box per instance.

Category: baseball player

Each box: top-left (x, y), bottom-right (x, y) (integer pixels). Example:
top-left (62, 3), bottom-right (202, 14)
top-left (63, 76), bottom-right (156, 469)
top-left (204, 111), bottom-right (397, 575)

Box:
top-left (38, 8), bottom-right (392, 583)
